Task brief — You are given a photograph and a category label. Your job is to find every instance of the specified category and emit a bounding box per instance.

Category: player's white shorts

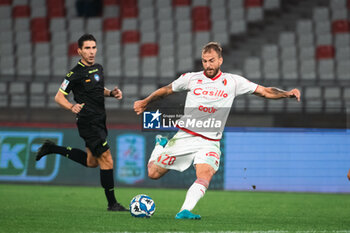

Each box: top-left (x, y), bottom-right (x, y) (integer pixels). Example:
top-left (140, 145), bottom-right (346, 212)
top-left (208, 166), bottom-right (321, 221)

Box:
top-left (152, 130), bottom-right (221, 172)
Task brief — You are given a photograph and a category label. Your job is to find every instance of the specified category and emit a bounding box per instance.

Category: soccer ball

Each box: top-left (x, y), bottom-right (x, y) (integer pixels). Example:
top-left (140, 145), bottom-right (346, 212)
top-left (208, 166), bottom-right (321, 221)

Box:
top-left (129, 194), bottom-right (156, 218)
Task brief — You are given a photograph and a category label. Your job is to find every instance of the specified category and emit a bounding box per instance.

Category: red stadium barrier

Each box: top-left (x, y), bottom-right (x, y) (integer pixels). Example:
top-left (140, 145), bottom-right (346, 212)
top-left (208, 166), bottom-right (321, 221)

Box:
top-left (140, 43), bottom-right (159, 57)
top-left (12, 5), bottom-right (30, 18)
top-left (122, 30), bottom-right (140, 43)
top-left (316, 45), bottom-right (335, 59)
top-left (332, 20), bottom-right (350, 33)
top-left (103, 17), bottom-right (121, 31)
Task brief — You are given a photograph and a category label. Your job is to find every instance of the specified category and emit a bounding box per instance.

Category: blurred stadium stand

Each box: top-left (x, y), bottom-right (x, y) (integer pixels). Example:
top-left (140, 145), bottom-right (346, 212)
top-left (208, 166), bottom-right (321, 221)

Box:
top-left (0, 0), bottom-right (348, 127)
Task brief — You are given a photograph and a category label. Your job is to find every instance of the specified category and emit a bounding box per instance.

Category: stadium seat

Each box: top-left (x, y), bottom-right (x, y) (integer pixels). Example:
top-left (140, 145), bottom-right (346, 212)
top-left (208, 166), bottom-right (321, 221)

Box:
top-left (122, 30), bottom-right (140, 43)
top-left (316, 33), bottom-right (332, 46)
top-left (16, 43), bottom-right (32, 57)
top-left (31, 5), bottom-right (47, 18)
top-left (246, 7), bottom-right (263, 22)
top-left (140, 43), bottom-right (158, 57)
top-left (105, 57), bottom-right (122, 77)
top-left (0, 18), bottom-right (12, 31)
top-left (12, 5), bottom-right (30, 18)
top-left (123, 57), bottom-right (139, 77)
top-left (334, 33), bottom-right (350, 48)
top-left (141, 57), bottom-right (158, 78)
top-left (14, 18), bottom-right (30, 31)
top-left (160, 57), bottom-right (175, 78)
top-left (263, 59), bottom-right (279, 80)
top-left (282, 59), bottom-right (298, 80)
top-left (34, 56), bottom-right (51, 76)
top-left (300, 59), bottom-right (316, 80)
top-left (318, 59), bottom-right (335, 80)
top-left (140, 83), bottom-right (157, 97)
top-left (157, 7), bottom-right (172, 20)
top-left (244, 57), bottom-right (261, 79)
top-left (336, 60), bottom-right (350, 80)
top-left (332, 19), bottom-right (350, 34)
top-left (141, 31), bottom-right (157, 43)
top-left (68, 43), bottom-right (79, 57)
top-left (263, 0), bottom-right (280, 10)
top-left (17, 56), bottom-right (33, 76)
top-left (0, 42), bottom-right (13, 56)
top-left (103, 17), bottom-right (121, 31)
top-left (29, 82), bottom-right (46, 108)
top-left (316, 45), bottom-right (335, 59)
top-left (0, 56), bottom-right (15, 75)
top-left (52, 56), bottom-right (68, 77)
top-left (313, 7), bottom-right (329, 22)
top-left (267, 99), bottom-right (285, 112)
top-left (15, 30), bottom-right (31, 44)
top-left (122, 18), bottom-right (138, 30)
top-left (298, 34), bottom-right (314, 48)
top-left (173, 0), bottom-right (191, 6)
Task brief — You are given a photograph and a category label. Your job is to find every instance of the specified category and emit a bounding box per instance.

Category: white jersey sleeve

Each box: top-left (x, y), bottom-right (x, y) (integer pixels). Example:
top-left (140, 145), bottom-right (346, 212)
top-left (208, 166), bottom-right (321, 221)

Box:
top-left (172, 73), bottom-right (191, 92)
top-left (233, 75), bottom-right (258, 97)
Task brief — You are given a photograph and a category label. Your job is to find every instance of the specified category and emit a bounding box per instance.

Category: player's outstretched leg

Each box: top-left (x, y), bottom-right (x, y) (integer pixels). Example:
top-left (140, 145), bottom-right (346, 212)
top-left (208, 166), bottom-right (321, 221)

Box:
top-left (175, 209), bottom-right (201, 220)
top-left (36, 140), bottom-right (88, 167)
top-left (147, 134), bottom-right (168, 171)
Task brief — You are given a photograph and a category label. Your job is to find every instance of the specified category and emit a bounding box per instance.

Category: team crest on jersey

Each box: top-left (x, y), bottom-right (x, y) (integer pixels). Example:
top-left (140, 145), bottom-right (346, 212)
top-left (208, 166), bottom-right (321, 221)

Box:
top-left (222, 78), bottom-right (227, 86)
top-left (94, 73), bottom-right (100, 82)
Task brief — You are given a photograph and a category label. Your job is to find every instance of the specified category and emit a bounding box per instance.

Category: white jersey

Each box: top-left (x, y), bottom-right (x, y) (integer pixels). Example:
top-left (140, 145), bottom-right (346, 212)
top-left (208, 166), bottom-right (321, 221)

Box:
top-left (172, 71), bottom-right (258, 140)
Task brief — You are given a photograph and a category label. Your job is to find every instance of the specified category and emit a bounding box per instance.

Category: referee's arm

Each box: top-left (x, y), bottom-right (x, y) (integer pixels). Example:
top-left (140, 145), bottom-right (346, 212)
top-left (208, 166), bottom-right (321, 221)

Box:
top-left (55, 90), bottom-right (84, 114)
top-left (104, 87), bottom-right (122, 99)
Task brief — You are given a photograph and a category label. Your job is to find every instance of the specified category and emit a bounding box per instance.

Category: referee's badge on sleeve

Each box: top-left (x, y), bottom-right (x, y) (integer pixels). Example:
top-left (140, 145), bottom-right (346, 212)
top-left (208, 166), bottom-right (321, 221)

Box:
top-left (60, 79), bottom-right (70, 91)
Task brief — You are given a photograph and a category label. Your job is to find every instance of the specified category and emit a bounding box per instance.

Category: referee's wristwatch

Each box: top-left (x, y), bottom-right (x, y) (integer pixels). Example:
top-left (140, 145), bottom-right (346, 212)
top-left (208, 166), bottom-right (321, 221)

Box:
top-left (109, 90), bottom-right (115, 97)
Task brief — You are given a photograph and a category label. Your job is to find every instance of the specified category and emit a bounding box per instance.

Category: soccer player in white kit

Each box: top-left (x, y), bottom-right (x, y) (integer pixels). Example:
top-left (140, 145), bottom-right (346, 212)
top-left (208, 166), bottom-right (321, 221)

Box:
top-left (134, 42), bottom-right (301, 220)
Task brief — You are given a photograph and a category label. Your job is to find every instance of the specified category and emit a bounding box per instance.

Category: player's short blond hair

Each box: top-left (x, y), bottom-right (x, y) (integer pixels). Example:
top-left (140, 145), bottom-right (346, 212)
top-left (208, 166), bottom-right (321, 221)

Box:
top-left (202, 42), bottom-right (222, 58)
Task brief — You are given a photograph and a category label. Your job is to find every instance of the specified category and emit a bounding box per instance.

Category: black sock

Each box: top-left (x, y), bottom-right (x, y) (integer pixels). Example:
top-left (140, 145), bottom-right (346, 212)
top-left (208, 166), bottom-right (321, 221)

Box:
top-left (100, 169), bottom-right (117, 206)
top-left (47, 144), bottom-right (87, 167)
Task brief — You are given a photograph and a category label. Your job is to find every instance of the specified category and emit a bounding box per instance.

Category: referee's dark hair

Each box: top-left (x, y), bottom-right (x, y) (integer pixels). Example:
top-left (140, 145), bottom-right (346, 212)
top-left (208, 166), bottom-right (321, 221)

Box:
top-left (78, 34), bottom-right (97, 49)
top-left (202, 42), bottom-right (223, 58)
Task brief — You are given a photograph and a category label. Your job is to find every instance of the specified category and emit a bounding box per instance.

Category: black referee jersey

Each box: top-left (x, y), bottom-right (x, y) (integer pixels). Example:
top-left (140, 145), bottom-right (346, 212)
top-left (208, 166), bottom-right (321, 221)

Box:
top-left (59, 60), bottom-right (106, 117)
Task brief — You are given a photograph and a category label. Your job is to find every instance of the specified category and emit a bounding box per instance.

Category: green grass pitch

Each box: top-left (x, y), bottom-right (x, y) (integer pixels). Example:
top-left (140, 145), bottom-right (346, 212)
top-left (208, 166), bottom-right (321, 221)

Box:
top-left (0, 184), bottom-right (349, 233)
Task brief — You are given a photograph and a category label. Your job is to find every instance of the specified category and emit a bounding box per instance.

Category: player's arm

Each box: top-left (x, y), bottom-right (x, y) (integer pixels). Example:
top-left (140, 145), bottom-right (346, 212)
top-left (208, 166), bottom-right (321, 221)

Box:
top-left (253, 85), bottom-right (301, 101)
top-left (104, 86), bottom-right (122, 99)
top-left (55, 90), bottom-right (84, 114)
top-left (134, 84), bottom-right (174, 115)
top-left (347, 169), bottom-right (350, 181)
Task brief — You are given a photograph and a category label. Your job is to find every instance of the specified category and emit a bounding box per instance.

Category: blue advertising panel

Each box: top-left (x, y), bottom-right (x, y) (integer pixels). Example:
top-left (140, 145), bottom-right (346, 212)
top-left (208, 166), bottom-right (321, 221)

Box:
top-left (0, 131), bottom-right (63, 182)
top-left (224, 128), bottom-right (350, 193)
top-left (116, 134), bottom-right (146, 185)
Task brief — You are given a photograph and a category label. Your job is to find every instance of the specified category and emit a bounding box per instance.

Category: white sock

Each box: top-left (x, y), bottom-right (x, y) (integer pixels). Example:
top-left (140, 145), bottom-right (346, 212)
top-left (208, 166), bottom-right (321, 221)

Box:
top-left (148, 144), bottom-right (164, 164)
top-left (180, 178), bottom-right (209, 212)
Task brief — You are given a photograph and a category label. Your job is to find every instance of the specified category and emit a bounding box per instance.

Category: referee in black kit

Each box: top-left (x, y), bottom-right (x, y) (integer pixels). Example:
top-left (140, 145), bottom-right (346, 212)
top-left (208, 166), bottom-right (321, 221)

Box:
top-left (36, 34), bottom-right (128, 211)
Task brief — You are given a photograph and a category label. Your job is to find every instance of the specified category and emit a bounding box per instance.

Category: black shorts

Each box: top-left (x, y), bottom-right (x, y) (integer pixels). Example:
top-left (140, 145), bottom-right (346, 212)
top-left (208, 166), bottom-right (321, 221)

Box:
top-left (77, 114), bottom-right (110, 157)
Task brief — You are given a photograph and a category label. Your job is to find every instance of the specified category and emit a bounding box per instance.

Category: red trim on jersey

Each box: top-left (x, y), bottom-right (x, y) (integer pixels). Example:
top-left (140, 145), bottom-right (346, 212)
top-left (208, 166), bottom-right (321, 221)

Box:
top-left (176, 125), bottom-right (221, 141)
top-left (253, 84), bottom-right (259, 93)
top-left (203, 71), bottom-right (222, 81)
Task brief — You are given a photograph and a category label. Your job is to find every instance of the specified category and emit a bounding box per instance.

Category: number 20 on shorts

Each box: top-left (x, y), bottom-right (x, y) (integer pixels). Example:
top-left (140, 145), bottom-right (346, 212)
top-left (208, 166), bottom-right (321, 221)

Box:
top-left (157, 154), bottom-right (176, 166)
